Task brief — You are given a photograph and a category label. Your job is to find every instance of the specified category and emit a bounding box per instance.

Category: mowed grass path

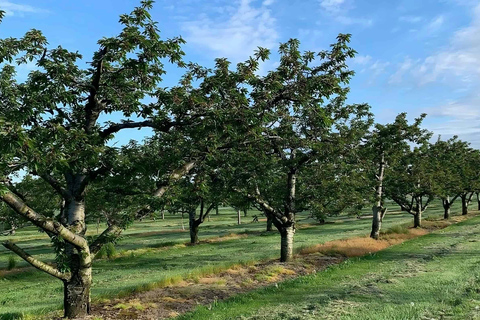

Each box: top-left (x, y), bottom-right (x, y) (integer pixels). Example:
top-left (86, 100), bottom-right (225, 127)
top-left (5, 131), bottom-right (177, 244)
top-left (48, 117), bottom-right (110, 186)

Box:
top-left (0, 201), bottom-right (466, 318)
top-left (179, 214), bottom-right (480, 320)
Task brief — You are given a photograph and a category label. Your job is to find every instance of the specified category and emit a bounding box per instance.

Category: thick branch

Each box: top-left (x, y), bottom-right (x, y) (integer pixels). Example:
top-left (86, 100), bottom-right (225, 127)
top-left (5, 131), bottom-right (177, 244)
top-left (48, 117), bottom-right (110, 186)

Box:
top-left (100, 120), bottom-right (156, 138)
top-left (0, 190), bottom-right (88, 250)
top-left (3, 241), bottom-right (71, 280)
top-left (153, 161), bottom-right (196, 198)
top-left (39, 174), bottom-right (71, 200)
top-left (89, 224), bottom-right (123, 255)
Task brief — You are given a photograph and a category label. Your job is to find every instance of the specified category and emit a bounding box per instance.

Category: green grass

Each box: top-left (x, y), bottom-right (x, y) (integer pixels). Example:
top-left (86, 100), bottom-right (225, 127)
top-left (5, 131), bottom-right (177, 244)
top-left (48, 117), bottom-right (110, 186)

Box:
top-left (0, 200), bottom-right (469, 318)
top-left (178, 214), bottom-right (480, 320)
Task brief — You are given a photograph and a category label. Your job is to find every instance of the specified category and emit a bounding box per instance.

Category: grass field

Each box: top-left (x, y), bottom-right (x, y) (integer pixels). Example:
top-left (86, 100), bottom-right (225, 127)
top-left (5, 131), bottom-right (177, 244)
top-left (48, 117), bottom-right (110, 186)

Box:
top-left (0, 199), bottom-right (471, 319)
top-left (179, 212), bottom-right (480, 320)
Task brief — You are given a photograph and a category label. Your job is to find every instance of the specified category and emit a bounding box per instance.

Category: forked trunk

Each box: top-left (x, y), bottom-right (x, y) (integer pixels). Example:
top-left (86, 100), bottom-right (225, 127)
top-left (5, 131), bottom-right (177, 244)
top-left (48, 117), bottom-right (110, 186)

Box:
top-left (370, 206), bottom-right (382, 240)
top-left (413, 211), bottom-right (421, 228)
top-left (280, 225), bottom-right (294, 262)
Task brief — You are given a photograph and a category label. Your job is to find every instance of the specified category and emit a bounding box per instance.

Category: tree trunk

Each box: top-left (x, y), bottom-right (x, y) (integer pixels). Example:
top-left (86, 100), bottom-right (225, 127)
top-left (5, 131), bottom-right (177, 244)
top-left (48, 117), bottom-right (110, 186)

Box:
top-left (462, 194), bottom-right (469, 215)
top-left (243, 209), bottom-right (248, 217)
top-left (161, 210), bottom-right (165, 220)
top-left (64, 264), bottom-right (92, 318)
top-left (280, 225), bottom-right (294, 262)
top-left (443, 197), bottom-right (450, 220)
top-left (266, 216), bottom-right (273, 231)
top-left (370, 206), bottom-right (381, 240)
top-left (370, 153), bottom-right (385, 240)
top-left (237, 209), bottom-right (241, 225)
top-left (413, 211), bottom-right (421, 228)
top-left (216, 206), bottom-right (219, 215)
top-left (477, 193), bottom-right (480, 210)
top-left (188, 211), bottom-right (199, 244)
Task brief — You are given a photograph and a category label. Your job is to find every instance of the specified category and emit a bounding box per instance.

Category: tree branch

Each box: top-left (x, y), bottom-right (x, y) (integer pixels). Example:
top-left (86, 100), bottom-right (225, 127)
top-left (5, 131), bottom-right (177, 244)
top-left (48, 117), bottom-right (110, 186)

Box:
top-left (153, 161), bottom-right (196, 198)
top-left (0, 190), bottom-right (88, 250)
top-left (89, 224), bottom-right (123, 255)
top-left (39, 173), bottom-right (71, 200)
top-left (3, 240), bottom-right (71, 281)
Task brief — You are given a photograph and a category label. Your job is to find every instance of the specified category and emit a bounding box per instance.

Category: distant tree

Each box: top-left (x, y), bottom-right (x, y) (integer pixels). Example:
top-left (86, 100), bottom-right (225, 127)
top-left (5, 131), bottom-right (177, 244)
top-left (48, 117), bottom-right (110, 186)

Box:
top-left (363, 113), bottom-right (429, 239)
top-left (429, 137), bottom-right (470, 219)
top-left (384, 143), bottom-right (435, 228)
top-left (457, 149), bottom-right (480, 215)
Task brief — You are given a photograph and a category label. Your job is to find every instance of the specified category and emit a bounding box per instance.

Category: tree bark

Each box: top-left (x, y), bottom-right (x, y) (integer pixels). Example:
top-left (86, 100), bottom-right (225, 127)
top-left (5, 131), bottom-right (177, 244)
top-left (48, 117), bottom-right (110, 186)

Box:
top-left (370, 205), bottom-right (381, 240)
top-left (443, 197), bottom-right (451, 219)
top-left (243, 209), bottom-right (248, 217)
top-left (477, 192), bottom-right (480, 211)
top-left (370, 152), bottom-right (385, 240)
top-left (462, 194), bottom-right (469, 215)
top-left (266, 215), bottom-right (273, 231)
top-left (280, 225), bottom-right (294, 262)
top-left (237, 209), bottom-right (241, 225)
top-left (413, 211), bottom-right (421, 228)
top-left (64, 263), bottom-right (92, 318)
top-left (216, 205), bottom-right (219, 215)
top-left (189, 210), bottom-right (199, 244)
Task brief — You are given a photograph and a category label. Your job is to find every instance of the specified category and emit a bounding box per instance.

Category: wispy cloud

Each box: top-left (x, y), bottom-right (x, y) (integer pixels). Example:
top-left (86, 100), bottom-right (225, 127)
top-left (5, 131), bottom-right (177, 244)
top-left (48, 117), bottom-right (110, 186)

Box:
top-left (182, 0), bottom-right (278, 62)
top-left (0, 1), bottom-right (47, 17)
top-left (399, 16), bottom-right (423, 23)
top-left (390, 4), bottom-right (480, 86)
top-left (318, 0), bottom-right (373, 26)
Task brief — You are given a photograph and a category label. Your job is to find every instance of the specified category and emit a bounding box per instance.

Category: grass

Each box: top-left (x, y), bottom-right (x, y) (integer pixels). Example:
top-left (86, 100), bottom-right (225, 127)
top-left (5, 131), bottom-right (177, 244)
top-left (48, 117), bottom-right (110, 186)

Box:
top-left (0, 200), bottom-right (470, 318)
top-left (177, 215), bottom-right (480, 320)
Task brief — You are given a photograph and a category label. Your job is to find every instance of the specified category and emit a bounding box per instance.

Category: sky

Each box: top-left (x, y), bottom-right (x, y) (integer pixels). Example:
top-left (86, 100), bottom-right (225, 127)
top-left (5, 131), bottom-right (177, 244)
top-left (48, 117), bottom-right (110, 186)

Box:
top-left (1, 0), bottom-right (479, 147)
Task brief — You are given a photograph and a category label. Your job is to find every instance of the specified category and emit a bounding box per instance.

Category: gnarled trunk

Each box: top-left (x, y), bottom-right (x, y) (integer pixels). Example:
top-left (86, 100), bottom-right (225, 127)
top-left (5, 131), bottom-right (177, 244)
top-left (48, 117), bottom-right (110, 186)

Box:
top-left (64, 262), bottom-right (92, 318)
top-left (280, 225), bottom-right (294, 262)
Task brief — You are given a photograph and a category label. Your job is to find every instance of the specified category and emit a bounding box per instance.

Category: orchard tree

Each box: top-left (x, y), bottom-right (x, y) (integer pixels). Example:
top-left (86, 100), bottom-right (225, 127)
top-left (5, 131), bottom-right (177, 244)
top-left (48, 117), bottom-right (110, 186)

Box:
top-left (364, 113), bottom-right (429, 239)
top-left (458, 149), bottom-right (480, 215)
top-left (429, 137), bottom-right (470, 219)
top-left (0, 2), bottom-right (194, 317)
top-left (384, 142), bottom-right (435, 228)
top-left (229, 35), bottom-right (373, 262)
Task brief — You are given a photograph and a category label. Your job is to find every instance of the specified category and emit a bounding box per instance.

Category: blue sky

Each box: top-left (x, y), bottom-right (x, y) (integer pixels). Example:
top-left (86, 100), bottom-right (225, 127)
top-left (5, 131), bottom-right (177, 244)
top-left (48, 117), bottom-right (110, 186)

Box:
top-left (1, 0), bottom-right (479, 147)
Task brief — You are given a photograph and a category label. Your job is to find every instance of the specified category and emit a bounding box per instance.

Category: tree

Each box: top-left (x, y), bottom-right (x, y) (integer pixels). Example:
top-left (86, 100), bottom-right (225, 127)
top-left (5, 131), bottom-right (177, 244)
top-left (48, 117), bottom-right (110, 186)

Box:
top-left (363, 113), bottom-right (429, 239)
top-left (228, 35), bottom-right (373, 262)
top-left (0, 2), bottom-right (189, 317)
top-left (384, 143), bottom-right (435, 228)
top-left (429, 137), bottom-right (470, 219)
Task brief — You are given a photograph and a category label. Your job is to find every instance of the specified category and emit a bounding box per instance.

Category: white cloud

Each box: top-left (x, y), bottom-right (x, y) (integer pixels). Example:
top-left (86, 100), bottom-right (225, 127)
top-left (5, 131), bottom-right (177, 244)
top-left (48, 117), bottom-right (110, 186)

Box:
top-left (318, 0), bottom-right (372, 26)
top-left (426, 15), bottom-right (445, 33)
top-left (389, 58), bottom-right (413, 84)
top-left (182, 0), bottom-right (278, 62)
top-left (423, 95), bottom-right (480, 148)
top-left (0, 1), bottom-right (47, 16)
top-left (391, 4), bottom-right (480, 86)
top-left (352, 55), bottom-right (372, 65)
top-left (319, 0), bottom-right (346, 13)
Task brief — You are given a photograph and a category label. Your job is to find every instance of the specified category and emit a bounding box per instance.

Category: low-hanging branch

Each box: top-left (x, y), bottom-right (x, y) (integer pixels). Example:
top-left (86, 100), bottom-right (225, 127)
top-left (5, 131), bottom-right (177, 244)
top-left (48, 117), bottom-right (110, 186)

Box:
top-left (0, 190), bottom-right (88, 250)
top-left (3, 240), bottom-right (71, 281)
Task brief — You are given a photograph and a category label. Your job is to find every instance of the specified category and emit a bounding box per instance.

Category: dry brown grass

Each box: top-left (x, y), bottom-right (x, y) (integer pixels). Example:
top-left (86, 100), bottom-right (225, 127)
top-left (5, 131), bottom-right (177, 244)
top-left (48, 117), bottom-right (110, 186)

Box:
top-left (299, 228), bottom-right (428, 257)
top-left (202, 233), bottom-right (250, 244)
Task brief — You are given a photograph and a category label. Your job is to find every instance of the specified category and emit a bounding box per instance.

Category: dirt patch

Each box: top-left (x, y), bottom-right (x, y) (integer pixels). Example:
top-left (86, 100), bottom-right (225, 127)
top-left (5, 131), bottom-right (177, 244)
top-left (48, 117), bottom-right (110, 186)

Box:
top-left (84, 254), bottom-right (342, 320)
top-left (299, 228), bottom-right (428, 257)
